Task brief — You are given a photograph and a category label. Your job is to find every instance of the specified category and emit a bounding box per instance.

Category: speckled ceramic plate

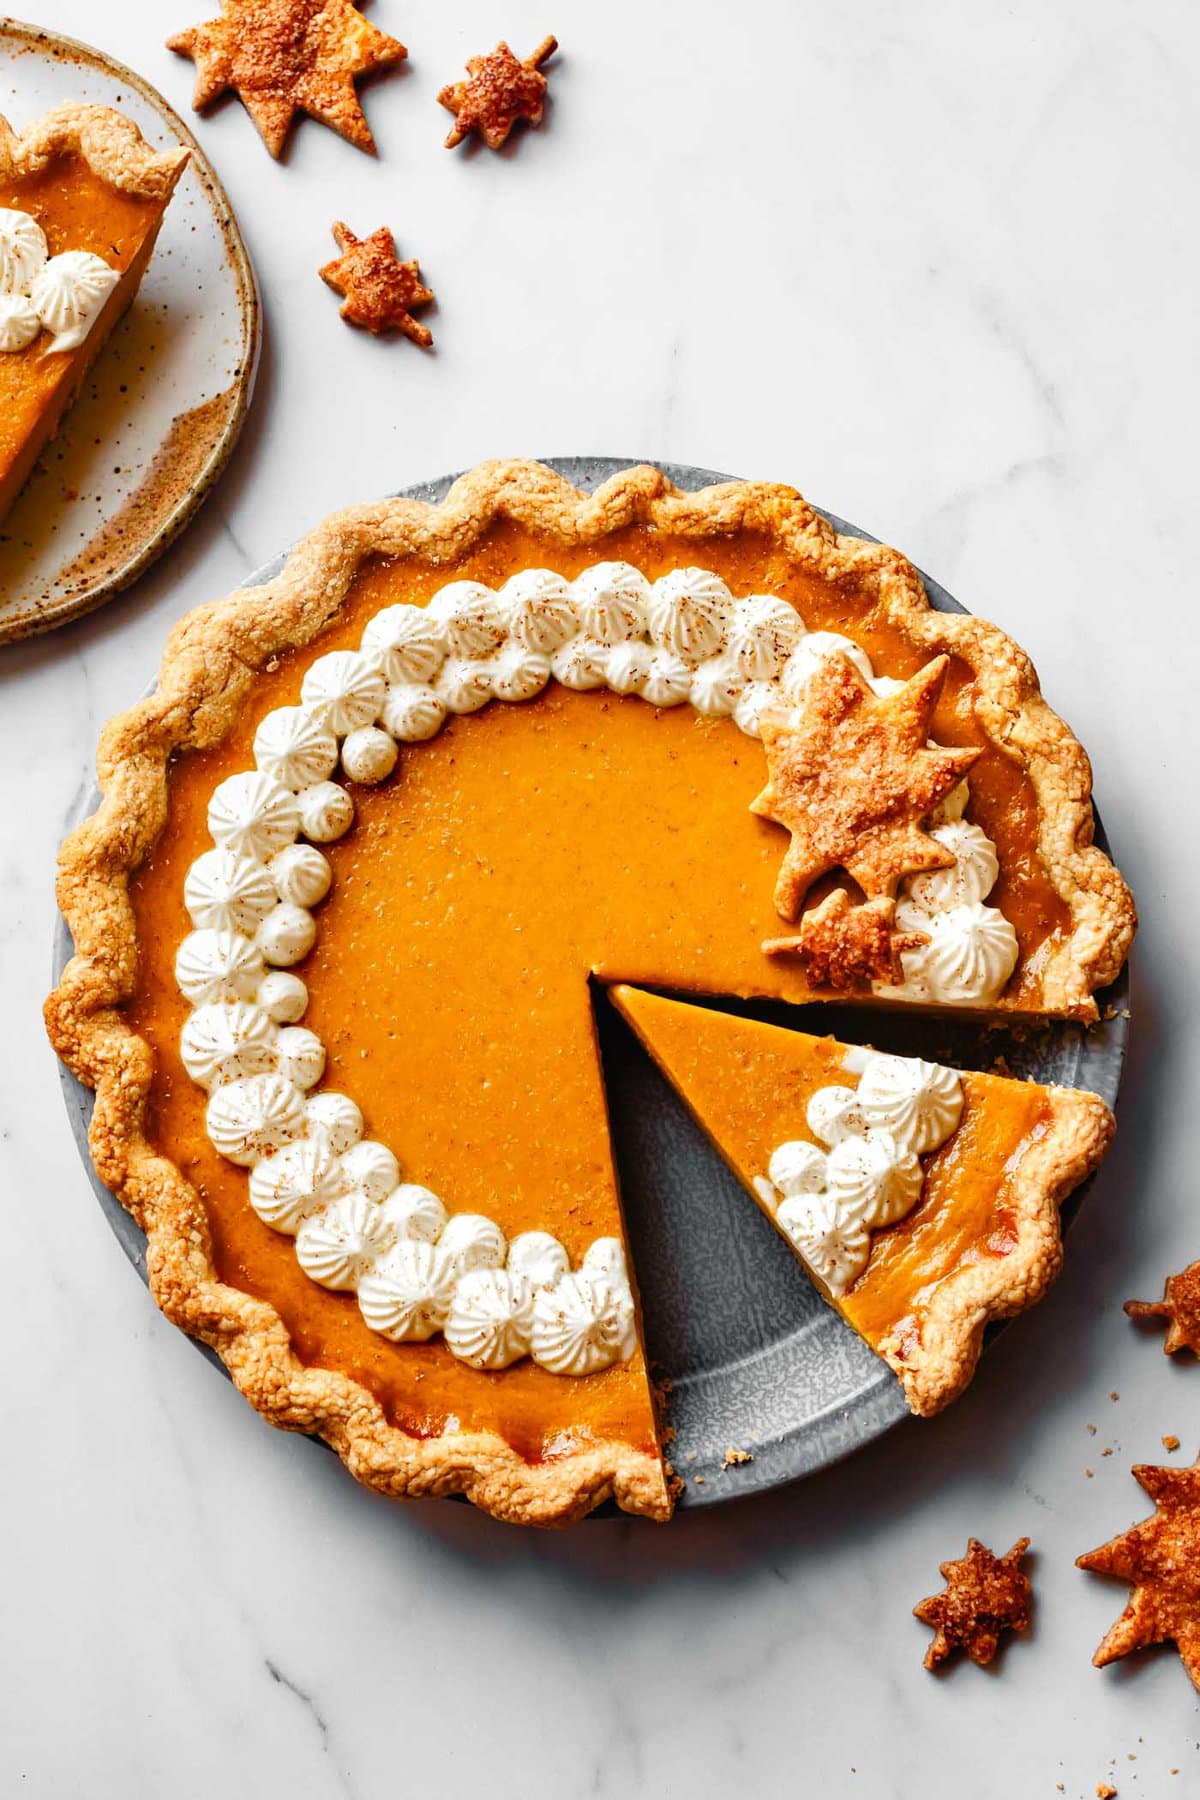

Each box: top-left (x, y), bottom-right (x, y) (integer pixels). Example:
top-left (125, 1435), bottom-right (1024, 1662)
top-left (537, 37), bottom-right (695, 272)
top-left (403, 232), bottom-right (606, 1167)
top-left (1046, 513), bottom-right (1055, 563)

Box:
top-left (52, 458), bottom-right (1130, 1510)
top-left (0, 20), bottom-right (259, 643)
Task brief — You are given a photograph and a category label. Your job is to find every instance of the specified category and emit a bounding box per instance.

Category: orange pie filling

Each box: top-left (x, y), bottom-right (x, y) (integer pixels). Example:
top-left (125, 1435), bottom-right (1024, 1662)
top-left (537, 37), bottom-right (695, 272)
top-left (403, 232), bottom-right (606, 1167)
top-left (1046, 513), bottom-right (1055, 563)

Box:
top-left (126, 525), bottom-right (1086, 1460)
top-left (610, 985), bottom-right (1073, 1395)
top-left (0, 127), bottom-right (186, 520)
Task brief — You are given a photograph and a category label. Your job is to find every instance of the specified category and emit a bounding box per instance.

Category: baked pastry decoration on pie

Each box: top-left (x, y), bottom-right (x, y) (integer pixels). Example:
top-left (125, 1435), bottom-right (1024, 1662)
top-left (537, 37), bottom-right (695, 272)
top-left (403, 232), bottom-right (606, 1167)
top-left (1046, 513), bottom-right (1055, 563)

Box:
top-left (611, 986), bottom-right (1113, 1414)
top-left (0, 106), bottom-right (188, 526)
top-left (1125, 1261), bottom-right (1200, 1356)
top-left (45, 461), bottom-right (1134, 1525)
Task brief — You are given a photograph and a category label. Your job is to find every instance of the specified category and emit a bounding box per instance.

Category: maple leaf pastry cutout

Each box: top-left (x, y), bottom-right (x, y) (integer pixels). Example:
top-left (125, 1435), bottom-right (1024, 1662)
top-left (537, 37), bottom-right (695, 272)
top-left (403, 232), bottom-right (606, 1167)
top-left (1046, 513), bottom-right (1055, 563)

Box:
top-left (438, 35), bottom-right (558, 150)
top-left (914, 1537), bottom-right (1032, 1670)
top-left (320, 223), bottom-right (433, 345)
top-left (167, 0), bottom-right (406, 158)
top-left (762, 890), bottom-right (928, 991)
top-left (750, 652), bottom-right (980, 922)
top-left (1078, 1457), bottom-right (1200, 1692)
top-left (1125, 1259), bottom-right (1200, 1355)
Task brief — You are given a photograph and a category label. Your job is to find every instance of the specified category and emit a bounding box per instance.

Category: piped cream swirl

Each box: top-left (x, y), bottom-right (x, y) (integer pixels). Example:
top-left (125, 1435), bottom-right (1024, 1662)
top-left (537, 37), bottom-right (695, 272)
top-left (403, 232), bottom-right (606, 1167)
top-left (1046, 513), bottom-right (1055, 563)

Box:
top-left (760, 1048), bottom-right (964, 1296)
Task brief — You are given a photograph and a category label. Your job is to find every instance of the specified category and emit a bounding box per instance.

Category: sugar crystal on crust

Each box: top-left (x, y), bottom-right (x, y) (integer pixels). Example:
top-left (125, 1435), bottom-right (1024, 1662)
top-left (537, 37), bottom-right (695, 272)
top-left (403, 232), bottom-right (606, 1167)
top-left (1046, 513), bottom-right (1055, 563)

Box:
top-left (914, 1537), bottom-right (1032, 1669)
top-left (438, 36), bottom-right (557, 150)
top-left (167, 0), bottom-right (406, 158)
top-left (319, 223), bottom-right (434, 345)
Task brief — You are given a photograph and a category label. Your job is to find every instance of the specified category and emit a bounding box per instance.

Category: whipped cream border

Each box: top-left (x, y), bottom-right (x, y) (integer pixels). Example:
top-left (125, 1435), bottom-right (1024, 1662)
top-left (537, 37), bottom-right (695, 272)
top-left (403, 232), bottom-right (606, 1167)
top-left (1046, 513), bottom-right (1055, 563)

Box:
top-left (175, 563), bottom-right (1017, 1373)
top-left (0, 207), bottom-right (119, 353)
top-left (754, 1048), bottom-right (966, 1297)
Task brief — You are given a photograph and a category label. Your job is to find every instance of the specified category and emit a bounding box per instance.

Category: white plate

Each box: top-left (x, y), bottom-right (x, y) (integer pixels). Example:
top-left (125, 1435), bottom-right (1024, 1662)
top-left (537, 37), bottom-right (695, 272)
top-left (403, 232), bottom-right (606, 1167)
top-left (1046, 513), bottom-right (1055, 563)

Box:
top-left (0, 19), bottom-right (260, 642)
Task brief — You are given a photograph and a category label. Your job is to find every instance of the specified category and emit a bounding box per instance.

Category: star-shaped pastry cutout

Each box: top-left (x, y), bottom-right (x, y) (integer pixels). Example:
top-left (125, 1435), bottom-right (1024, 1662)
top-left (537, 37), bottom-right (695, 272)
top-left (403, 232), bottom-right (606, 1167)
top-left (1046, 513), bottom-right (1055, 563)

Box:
top-left (1125, 1260), bottom-right (1200, 1355)
top-left (914, 1537), bottom-right (1032, 1670)
top-left (750, 653), bottom-right (980, 921)
top-left (1078, 1457), bottom-right (1200, 1691)
top-left (762, 891), bottom-right (928, 990)
top-left (167, 0), bottom-right (406, 158)
top-left (319, 222), bottom-right (433, 344)
top-left (438, 35), bottom-right (557, 150)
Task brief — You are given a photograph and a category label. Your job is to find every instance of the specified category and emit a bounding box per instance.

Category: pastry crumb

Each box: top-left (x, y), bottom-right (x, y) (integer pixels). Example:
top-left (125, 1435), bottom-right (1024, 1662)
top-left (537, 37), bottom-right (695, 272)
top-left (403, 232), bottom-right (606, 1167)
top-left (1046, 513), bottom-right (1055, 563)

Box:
top-left (1163, 1435), bottom-right (1181, 1451)
top-left (1087, 1423), bottom-right (1097, 1435)
top-left (1097, 1785), bottom-right (1117, 1798)
top-left (722, 1447), bottom-right (753, 1468)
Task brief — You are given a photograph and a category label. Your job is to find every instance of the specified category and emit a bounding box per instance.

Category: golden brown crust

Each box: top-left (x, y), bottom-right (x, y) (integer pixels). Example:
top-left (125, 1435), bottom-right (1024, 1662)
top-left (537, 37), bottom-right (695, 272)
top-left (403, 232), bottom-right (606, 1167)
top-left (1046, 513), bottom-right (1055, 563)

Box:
top-left (0, 103), bottom-right (189, 198)
top-left (438, 37), bottom-right (558, 151)
top-left (44, 459), bottom-right (1133, 1521)
top-left (878, 1085), bottom-right (1115, 1415)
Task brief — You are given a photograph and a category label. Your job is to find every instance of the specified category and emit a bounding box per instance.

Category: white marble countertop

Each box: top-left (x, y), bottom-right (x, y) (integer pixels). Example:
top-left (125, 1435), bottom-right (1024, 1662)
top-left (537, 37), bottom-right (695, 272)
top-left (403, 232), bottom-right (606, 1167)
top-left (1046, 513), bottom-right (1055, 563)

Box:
top-left (3, 2), bottom-right (1198, 1793)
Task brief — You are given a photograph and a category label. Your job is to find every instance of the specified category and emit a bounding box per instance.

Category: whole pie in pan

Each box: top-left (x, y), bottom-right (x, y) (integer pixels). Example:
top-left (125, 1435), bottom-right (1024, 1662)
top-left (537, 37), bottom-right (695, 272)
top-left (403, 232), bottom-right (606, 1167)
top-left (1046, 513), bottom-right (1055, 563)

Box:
top-left (0, 105), bottom-right (188, 525)
top-left (45, 461), bottom-right (1134, 1525)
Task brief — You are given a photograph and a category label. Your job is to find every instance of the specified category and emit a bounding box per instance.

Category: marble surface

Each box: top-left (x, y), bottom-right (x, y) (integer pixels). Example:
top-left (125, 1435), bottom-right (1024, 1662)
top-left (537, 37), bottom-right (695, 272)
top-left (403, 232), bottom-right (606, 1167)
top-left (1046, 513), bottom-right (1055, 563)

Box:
top-left (3, 1), bottom-right (1197, 1793)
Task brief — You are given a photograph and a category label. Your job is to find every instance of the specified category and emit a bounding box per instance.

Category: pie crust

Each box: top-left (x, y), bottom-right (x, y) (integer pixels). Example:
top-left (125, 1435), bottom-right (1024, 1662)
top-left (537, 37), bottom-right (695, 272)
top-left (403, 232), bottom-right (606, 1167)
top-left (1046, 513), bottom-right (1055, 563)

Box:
top-left (0, 105), bottom-right (188, 198)
top-left (45, 460), bottom-right (1135, 1525)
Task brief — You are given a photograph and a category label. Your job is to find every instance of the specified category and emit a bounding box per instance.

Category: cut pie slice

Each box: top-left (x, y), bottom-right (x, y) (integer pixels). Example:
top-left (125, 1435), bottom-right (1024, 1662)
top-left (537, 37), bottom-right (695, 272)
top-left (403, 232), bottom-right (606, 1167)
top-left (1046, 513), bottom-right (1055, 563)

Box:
top-left (611, 984), bottom-right (1114, 1415)
top-left (45, 461), bottom-right (1133, 1525)
top-left (0, 105), bottom-right (188, 524)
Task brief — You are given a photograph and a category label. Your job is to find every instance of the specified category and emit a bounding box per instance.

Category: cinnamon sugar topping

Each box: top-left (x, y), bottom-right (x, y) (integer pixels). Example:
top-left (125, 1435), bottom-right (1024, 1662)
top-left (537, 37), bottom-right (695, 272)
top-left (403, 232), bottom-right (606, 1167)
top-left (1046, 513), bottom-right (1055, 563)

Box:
top-left (438, 36), bottom-right (558, 150)
top-left (750, 654), bottom-right (979, 922)
top-left (319, 223), bottom-right (434, 345)
top-left (1078, 1454), bottom-right (1200, 1692)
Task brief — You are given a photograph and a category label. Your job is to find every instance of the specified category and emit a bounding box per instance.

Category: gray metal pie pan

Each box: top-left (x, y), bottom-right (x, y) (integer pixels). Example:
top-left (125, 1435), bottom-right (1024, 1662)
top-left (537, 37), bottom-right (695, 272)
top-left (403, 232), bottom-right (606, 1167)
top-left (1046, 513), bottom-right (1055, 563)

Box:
top-left (52, 457), bottom-right (1130, 1511)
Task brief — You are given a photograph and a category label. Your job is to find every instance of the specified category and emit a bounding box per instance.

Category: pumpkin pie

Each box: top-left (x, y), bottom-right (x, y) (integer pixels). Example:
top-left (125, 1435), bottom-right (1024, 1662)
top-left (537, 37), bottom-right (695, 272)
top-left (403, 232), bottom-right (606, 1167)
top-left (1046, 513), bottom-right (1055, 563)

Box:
top-left (610, 985), bottom-right (1114, 1415)
top-left (45, 460), bottom-right (1133, 1525)
top-left (0, 105), bottom-right (187, 526)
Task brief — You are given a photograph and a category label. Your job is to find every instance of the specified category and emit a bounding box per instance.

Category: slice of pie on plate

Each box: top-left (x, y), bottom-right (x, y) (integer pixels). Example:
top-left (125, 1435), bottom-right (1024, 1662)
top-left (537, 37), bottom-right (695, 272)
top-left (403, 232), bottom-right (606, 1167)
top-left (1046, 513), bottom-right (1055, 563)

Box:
top-left (45, 460), bottom-right (1133, 1524)
top-left (611, 985), bottom-right (1114, 1415)
top-left (0, 105), bottom-right (188, 525)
